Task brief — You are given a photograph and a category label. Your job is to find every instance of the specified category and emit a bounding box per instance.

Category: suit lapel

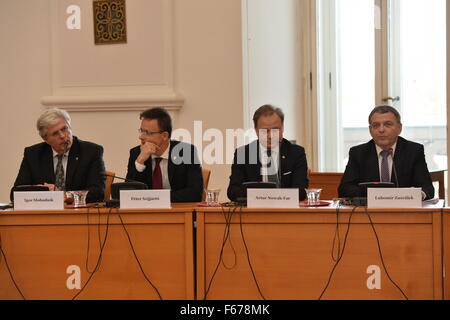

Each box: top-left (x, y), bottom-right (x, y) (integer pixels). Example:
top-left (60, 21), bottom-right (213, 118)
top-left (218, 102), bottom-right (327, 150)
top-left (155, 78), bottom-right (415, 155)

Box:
top-left (279, 139), bottom-right (289, 187)
top-left (392, 137), bottom-right (405, 184)
top-left (42, 144), bottom-right (56, 183)
top-left (252, 141), bottom-right (262, 182)
top-left (66, 137), bottom-right (80, 188)
top-left (168, 141), bottom-right (175, 185)
top-left (367, 141), bottom-right (381, 181)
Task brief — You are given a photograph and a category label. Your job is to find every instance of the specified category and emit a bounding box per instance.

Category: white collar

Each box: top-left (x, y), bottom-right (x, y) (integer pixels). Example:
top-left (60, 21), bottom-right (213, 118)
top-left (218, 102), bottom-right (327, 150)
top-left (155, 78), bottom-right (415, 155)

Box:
top-left (152, 143), bottom-right (170, 160)
top-left (52, 149), bottom-right (69, 158)
top-left (375, 142), bottom-right (397, 156)
top-left (259, 142), bottom-right (279, 155)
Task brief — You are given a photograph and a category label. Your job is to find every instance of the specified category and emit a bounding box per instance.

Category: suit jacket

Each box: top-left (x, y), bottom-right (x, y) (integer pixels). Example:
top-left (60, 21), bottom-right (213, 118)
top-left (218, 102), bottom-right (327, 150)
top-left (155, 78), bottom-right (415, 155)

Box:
top-left (227, 139), bottom-right (309, 201)
top-left (338, 136), bottom-right (435, 200)
top-left (11, 136), bottom-right (106, 203)
top-left (126, 140), bottom-right (203, 202)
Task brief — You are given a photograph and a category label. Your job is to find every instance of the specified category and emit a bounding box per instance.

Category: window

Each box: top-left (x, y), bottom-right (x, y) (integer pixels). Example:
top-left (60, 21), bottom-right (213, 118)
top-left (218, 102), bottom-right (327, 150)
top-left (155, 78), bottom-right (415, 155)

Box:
top-left (317, 0), bottom-right (447, 173)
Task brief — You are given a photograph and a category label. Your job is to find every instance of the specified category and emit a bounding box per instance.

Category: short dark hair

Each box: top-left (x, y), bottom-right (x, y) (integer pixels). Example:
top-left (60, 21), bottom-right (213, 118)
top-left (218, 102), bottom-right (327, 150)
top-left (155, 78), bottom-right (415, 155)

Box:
top-left (368, 105), bottom-right (402, 124)
top-left (140, 107), bottom-right (172, 137)
top-left (252, 104), bottom-right (284, 128)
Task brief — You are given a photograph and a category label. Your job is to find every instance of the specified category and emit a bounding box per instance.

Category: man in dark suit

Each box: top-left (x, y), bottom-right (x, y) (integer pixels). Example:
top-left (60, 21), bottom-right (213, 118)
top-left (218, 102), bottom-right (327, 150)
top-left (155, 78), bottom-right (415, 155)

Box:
top-left (11, 108), bottom-right (105, 203)
top-left (338, 105), bottom-right (434, 200)
top-left (227, 104), bottom-right (309, 201)
top-left (126, 107), bottom-right (203, 202)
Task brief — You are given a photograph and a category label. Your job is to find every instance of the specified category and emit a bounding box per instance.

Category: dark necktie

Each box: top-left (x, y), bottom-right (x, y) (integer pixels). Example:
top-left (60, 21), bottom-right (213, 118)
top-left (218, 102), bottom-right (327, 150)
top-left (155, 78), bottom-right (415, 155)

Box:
top-left (265, 150), bottom-right (279, 186)
top-left (152, 157), bottom-right (163, 189)
top-left (380, 150), bottom-right (390, 182)
top-left (55, 154), bottom-right (65, 191)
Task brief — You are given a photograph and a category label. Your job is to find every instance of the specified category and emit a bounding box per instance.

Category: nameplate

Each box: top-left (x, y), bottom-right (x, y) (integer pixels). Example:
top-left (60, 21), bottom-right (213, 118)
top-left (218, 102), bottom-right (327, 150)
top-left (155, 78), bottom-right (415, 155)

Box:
top-left (13, 191), bottom-right (64, 210)
top-left (247, 188), bottom-right (299, 208)
top-left (367, 188), bottom-right (422, 208)
top-left (120, 190), bottom-right (171, 209)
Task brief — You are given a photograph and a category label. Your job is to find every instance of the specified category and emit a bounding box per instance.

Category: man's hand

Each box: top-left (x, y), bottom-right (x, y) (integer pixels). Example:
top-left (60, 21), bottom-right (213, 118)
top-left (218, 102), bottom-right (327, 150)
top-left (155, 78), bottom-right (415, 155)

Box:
top-left (136, 142), bottom-right (160, 165)
top-left (42, 183), bottom-right (56, 191)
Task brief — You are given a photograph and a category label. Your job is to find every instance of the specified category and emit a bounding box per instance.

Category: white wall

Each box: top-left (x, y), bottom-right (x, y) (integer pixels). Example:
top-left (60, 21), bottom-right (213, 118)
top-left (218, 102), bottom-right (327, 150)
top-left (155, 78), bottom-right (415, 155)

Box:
top-left (174, 0), bottom-right (243, 195)
top-left (0, 0), bottom-right (243, 202)
top-left (243, 0), bottom-right (299, 141)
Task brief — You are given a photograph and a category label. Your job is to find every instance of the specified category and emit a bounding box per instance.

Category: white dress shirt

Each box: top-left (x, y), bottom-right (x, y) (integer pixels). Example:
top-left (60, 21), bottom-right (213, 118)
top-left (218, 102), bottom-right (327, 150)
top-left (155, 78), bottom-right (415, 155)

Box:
top-left (135, 144), bottom-right (171, 189)
top-left (259, 143), bottom-right (279, 182)
top-left (375, 142), bottom-right (425, 199)
top-left (375, 143), bottom-right (396, 182)
top-left (52, 149), bottom-right (69, 178)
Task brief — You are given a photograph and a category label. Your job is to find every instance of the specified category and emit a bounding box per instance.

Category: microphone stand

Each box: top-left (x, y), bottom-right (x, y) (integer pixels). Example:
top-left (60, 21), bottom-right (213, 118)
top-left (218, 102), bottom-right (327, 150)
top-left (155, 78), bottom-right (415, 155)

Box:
top-left (388, 149), bottom-right (399, 188)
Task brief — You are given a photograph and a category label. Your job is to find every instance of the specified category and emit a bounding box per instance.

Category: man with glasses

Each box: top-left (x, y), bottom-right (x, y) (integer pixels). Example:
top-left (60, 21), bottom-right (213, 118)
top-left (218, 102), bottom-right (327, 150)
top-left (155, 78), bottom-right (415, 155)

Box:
top-left (126, 107), bottom-right (203, 202)
top-left (227, 104), bottom-right (309, 201)
top-left (338, 105), bottom-right (434, 200)
top-left (11, 108), bottom-right (106, 202)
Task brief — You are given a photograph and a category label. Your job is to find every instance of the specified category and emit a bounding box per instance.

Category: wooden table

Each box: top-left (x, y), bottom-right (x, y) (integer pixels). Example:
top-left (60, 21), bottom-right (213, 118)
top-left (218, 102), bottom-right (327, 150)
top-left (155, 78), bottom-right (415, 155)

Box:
top-left (196, 204), bottom-right (443, 300)
top-left (0, 204), bottom-right (195, 300)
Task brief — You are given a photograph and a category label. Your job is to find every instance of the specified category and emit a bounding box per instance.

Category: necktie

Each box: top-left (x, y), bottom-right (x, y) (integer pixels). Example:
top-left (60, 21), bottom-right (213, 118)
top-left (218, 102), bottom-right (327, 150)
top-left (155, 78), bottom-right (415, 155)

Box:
top-left (380, 150), bottom-right (390, 182)
top-left (55, 154), bottom-right (65, 191)
top-left (265, 150), bottom-right (279, 186)
top-left (152, 157), bottom-right (163, 189)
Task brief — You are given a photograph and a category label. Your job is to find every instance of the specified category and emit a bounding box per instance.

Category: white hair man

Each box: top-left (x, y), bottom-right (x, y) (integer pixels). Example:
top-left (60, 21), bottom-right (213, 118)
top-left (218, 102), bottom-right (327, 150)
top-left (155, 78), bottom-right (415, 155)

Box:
top-left (11, 108), bottom-right (106, 203)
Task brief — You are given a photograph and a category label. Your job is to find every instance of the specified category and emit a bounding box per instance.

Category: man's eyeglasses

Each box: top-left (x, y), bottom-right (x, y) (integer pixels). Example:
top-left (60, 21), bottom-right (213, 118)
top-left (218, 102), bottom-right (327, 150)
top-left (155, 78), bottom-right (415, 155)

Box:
top-left (138, 128), bottom-right (164, 136)
top-left (48, 125), bottom-right (70, 138)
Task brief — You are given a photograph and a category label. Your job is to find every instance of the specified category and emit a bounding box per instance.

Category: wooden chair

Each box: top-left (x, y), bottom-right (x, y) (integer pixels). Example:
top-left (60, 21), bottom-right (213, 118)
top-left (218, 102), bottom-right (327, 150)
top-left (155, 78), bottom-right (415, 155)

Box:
top-left (430, 169), bottom-right (446, 199)
top-left (104, 170), bottom-right (116, 200)
top-left (202, 169), bottom-right (211, 201)
top-left (308, 170), bottom-right (343, 200)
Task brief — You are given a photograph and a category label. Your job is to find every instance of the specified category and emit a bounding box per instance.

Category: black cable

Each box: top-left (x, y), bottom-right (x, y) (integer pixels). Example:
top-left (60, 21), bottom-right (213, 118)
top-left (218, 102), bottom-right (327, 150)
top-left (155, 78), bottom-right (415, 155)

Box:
top-left (85, 207), bottom-right (103, 273)
top-left (238, 205), bottom-right (266, 300)
top-left (318, 205), bottom-right (358, 300)
top-left (0, 232), bottom-right (26, 299)
top-left (72, 207), bottom-right (112, 300)
top-left (117, 212), bottom-right (163, 300)
top-left (363, 206), bottom-right (409, 300)
top-left (220, 205), bottom-right (237, 270)
top-left (203, 205), bottom-right (237, 300)
top-left (331, 202), bottom-right (342, 262)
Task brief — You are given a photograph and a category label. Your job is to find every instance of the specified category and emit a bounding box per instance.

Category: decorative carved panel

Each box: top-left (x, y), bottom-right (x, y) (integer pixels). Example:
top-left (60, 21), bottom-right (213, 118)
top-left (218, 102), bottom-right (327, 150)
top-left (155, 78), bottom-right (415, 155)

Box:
top-left (93, 0), bottom-right (127, 44)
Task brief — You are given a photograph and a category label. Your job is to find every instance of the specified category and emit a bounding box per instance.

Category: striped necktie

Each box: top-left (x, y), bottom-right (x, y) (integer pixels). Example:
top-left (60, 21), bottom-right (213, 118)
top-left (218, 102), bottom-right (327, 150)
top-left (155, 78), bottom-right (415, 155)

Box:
top-left (55, 154), bottom-right (65, 191)
top-left (380, 150), bottom-right (390, 182)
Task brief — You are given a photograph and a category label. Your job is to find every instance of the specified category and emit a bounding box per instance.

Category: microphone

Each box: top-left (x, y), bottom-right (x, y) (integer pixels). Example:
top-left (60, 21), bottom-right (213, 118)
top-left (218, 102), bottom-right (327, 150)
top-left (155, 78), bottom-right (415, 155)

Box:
top-left (388, 148), bottom-right (399, 188)
top-left (100, 172), bottom-right (148, 188)
top-left (100, 172), bottom-right (148, 206)
top-left (266, 148), bottom-right (281, 188)
top-left (277, 150), bottom-right (282, 188)
top-left (63, 141), bottom-right (70, 154)
top-left (101, 172), bottom-right (134, 182)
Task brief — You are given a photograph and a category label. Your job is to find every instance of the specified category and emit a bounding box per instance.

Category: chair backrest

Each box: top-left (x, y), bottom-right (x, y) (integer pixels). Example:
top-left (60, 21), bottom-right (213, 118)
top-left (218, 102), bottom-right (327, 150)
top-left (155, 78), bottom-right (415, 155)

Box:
top-left (202, 169), bottom-right (211, 201)
top-left (104, 170), bottom-right (115, 200)
top-left (308, 170), bottom-right (343, 200)
top-left (430, 169), bottom-right (446, 199)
